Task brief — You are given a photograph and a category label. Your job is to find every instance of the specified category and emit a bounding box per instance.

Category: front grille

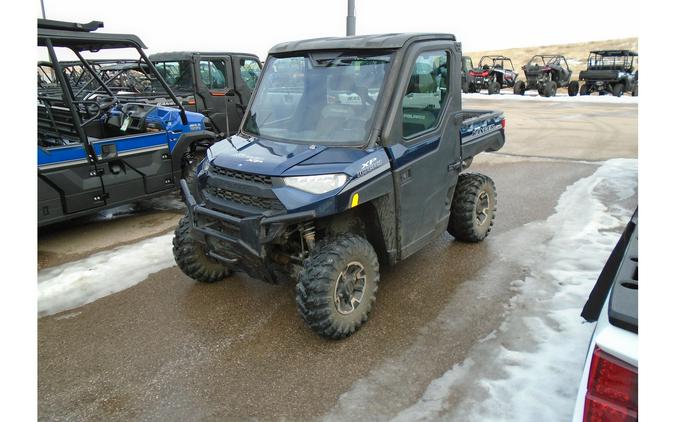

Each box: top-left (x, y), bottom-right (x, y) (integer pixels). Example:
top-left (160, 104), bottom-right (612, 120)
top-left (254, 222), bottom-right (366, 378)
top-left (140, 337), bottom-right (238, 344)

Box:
top-left (206, 186), bottom-right (284, 211)
top-left (211, 166), bottom-right (273, 186)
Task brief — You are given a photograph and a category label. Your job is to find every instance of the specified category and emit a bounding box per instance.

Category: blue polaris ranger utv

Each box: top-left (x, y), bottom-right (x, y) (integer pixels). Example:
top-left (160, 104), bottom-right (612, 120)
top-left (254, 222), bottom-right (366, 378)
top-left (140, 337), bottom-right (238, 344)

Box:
top-left (37, 19), bottom-right (218, 226)
top-left (174, 33), bottom-right (506, 339)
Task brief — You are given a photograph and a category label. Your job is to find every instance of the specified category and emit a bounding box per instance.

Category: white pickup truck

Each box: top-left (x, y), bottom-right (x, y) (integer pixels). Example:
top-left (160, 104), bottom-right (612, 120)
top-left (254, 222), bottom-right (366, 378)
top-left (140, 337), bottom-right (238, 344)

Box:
top-left (573, 209), bottom-right (638, 422)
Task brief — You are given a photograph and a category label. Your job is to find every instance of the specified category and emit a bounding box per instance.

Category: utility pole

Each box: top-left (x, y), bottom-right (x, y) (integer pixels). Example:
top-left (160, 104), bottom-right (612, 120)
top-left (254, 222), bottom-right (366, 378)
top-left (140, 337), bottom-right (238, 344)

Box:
top-left (346, 0), bottom-right (355, 36)
top-left (40, 0), bottom-right (46, 18)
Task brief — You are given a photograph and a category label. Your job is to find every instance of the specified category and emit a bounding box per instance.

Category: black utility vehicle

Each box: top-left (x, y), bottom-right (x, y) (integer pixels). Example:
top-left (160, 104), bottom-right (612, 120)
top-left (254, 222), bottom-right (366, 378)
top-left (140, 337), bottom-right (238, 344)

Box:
top-left (579, 50), bottom-right (638, 97)
top-left (468, 55), bottom-right (518, 94)
top-left (174, 33), bottom-right (506, 339)
top-left (514, 55), bottom-right (579, 97)
top-left (461, 55), bottom-right (474, 93)
top-left (149, 52), bottom-right (263, 135)
top-left (38, 19), bottom-right (214, 226)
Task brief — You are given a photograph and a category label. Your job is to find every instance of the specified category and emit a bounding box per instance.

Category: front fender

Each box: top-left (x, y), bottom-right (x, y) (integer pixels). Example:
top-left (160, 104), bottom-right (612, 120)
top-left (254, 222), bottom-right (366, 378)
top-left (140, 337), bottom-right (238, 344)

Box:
top-left (171, 130), bottom-right (219, 170)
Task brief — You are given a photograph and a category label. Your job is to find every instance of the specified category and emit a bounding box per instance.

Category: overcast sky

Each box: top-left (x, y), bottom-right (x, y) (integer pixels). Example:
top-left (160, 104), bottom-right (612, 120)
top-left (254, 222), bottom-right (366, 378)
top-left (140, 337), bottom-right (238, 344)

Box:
top-left (38, 0), bottom-right (637, 59)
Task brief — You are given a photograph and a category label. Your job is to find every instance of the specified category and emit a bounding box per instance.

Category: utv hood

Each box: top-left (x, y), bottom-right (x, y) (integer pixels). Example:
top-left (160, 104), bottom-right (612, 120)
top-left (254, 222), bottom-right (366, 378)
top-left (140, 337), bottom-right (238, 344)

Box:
top-left (208, 134), bottom-right (364, 176)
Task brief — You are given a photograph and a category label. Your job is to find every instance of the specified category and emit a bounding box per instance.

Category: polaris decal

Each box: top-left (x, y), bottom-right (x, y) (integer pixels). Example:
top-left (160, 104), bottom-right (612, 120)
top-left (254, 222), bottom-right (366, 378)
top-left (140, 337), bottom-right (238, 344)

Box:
top-left (463, 123), bottom-right (501, 142)
top-left (357, 157), bottom-right (384, 177)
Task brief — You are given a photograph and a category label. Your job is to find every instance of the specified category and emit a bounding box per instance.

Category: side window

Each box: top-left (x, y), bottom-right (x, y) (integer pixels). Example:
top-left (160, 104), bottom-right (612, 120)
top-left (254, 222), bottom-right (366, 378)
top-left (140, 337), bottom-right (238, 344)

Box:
top-left (199, 59), bottom-right (228, 90)
top-left (402, 50), bottom-right (449, 138)
top-left (240, 59), bottom-right (261, 90)
top-left (154, 61), bottom-right (193, 90)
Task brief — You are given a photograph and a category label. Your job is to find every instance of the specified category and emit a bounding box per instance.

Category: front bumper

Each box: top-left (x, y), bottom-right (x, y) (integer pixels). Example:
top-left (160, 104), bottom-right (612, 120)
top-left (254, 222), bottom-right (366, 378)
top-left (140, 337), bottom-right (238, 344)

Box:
top-left (180, 179), bottom-right (315, 280)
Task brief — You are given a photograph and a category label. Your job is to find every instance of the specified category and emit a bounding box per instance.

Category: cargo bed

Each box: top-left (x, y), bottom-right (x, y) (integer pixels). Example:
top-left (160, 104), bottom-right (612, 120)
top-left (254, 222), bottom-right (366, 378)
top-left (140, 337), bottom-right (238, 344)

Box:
top-left (459, 109), bottom-right (505, 159)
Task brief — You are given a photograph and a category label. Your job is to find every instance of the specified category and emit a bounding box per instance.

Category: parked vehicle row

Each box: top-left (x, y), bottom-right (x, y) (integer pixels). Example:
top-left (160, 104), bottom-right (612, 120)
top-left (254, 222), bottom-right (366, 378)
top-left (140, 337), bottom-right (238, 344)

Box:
top-left (37, 20), bottom-right (263, 226)
top-left (38, 53), bottom-right (263, 136)
top-left (462, 49), bottom-right (638, 97)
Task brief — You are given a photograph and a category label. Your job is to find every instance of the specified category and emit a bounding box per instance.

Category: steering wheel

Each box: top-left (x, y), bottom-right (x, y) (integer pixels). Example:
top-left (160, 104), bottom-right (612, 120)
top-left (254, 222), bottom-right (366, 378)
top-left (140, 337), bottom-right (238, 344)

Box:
top-left (78, 95), bottom-right (118, 127)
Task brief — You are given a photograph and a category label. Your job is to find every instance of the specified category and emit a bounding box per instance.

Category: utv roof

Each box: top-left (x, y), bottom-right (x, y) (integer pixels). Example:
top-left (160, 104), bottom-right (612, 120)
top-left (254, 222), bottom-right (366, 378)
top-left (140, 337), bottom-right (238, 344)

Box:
top-left (268, 33), bottom-right (456, 54)
top-left (590, 50), bottom-right (638, 57)
top-left (481, 55), bottom-right (511, 59)
top-left (149, 51), bottom-right (260, 61)
top-left (37, 19), bottom-right (147, 50)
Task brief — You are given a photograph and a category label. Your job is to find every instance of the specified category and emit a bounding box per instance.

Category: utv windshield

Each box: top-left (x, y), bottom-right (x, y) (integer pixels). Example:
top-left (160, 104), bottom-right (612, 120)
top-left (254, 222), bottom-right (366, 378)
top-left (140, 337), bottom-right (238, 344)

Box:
top-left (243, 52), bottom-right (391, 145)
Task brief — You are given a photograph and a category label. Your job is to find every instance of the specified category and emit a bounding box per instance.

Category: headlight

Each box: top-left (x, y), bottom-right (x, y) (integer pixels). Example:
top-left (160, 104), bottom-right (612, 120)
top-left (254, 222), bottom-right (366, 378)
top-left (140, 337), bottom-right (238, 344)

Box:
top-left (283, 174), bottom-right (348, 194)
top-left (199, 151), bottom-right (212, 174)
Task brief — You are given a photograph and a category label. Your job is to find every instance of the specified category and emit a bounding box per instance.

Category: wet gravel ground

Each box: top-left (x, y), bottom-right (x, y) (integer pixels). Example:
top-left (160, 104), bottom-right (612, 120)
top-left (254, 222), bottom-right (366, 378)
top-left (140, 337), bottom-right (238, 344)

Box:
top-left (37, 99), bottom-right (637, 421)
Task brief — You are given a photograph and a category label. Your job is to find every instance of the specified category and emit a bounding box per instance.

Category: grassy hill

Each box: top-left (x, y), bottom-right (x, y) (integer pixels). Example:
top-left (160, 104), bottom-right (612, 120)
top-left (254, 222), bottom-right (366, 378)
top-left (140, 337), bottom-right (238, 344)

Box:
top-left (466, 37), bottom-right (638, 80)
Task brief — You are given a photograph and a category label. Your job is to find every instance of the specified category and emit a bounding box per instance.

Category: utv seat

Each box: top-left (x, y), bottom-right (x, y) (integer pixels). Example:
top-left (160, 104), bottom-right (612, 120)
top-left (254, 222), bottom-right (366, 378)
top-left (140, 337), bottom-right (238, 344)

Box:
top-left (315, 104), bottom-right (356, 140)
top-left (38, 100), bottom-right (82, 146)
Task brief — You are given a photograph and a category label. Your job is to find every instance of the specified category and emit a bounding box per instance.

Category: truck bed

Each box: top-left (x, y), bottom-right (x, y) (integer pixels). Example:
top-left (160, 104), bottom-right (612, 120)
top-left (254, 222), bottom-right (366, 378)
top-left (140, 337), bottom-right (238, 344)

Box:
top-left (459, 109), bottom-right (505, 159)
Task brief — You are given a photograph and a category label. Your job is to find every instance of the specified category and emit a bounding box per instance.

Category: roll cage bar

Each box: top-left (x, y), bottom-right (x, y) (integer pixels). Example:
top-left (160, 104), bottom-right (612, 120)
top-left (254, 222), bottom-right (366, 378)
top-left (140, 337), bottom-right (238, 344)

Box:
top-left (478, 55), bottom-right (514, 70)
top-left (38, 18), bottom-right (188, 162)
top-left (586, 50), bottom-right (637, 71)
top-left (526, 55), bottom-right (570, 70)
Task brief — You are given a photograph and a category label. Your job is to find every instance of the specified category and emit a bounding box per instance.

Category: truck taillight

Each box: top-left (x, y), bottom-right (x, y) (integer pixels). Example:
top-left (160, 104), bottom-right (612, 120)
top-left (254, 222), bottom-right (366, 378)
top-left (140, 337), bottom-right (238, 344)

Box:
top-left (501, 119), bottom-right (506, 129)
top-left (583, 347), bottom-right (638, 422)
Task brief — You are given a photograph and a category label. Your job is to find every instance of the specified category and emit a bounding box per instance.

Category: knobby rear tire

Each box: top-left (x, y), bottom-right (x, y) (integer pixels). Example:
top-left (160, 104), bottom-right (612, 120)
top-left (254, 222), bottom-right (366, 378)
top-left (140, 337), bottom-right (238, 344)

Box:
top-left (448, 173), bottom-right (497, 243)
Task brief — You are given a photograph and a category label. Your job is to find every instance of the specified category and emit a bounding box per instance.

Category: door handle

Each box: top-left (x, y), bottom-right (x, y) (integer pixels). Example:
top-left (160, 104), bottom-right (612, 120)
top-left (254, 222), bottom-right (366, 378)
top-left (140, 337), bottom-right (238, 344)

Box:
top-left (401, 168), bottom-right (412, 184)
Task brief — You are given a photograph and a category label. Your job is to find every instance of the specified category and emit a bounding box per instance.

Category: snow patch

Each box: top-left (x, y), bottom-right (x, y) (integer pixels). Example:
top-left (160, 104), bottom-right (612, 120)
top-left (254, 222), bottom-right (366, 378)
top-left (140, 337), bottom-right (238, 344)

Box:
top-left (322, 159), bottom-right (637, 421)
top-left (38, 233), bottom-right (175, 317)
top-left (463, 92), bottom-right (638, 104)
top-left (392, 158), bottom-right (637, 421)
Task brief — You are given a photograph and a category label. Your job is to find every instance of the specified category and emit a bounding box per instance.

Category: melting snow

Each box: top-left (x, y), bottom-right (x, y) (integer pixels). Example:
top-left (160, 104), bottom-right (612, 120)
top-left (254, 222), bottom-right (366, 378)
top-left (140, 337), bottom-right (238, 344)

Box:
top-left (38, 233), bottom-right (175, 317)
top-left (324, 158), bottom-right (637, 422)
top-left (463, 92), bottom-right (638, 104)
top-left (392, 158), bottom-right (637, 421)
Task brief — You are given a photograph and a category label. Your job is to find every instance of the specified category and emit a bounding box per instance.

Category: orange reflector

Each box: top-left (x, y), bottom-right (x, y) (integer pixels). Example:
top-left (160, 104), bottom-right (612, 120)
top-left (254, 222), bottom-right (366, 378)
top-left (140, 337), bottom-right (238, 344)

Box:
top-left (351, 193), bottom-right (359, 208)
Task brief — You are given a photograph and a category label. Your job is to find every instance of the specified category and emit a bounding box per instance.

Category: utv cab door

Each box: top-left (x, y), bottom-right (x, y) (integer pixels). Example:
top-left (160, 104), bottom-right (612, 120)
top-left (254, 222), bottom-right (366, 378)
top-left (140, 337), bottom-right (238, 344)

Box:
top-left (234, 56), bottom-right (262, 109)
top-left (196, 56), bottom-right (242, 135)
top-left (387, 45), bottom-right (462, 259)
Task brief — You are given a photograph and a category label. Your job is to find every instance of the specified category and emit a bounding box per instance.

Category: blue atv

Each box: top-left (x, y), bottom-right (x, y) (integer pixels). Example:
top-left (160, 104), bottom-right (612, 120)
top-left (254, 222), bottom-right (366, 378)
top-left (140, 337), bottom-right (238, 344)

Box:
top-left (174, 33), bottom-right (506, 339)
top-left (37, 19), bottom-right (219, 226)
